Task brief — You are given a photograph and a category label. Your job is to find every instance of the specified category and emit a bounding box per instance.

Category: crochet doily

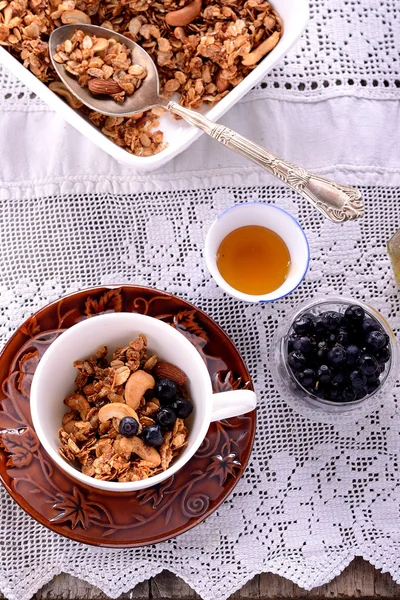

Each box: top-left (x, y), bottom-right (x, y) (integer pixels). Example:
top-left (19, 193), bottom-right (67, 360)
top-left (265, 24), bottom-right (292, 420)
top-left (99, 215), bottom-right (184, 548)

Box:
top-left (0, 186), bottom-right (399, 600)
top-left (0, 0), bottom-right (399, 113)
top-left (1, 0), bottom-right (400, 597)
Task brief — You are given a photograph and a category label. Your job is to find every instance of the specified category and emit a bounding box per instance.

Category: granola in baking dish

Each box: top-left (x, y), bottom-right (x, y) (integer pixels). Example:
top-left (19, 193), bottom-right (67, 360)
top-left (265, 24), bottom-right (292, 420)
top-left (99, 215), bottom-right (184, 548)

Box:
top-left (0, 0), bottom-right (282, 156)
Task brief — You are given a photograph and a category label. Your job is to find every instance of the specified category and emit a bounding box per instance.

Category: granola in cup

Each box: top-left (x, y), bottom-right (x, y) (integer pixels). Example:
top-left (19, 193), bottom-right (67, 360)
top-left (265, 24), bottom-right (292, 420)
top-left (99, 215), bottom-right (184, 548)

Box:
top-left (59, 333), bottom-right (193, 482)
top-left (0, 0), bottom-right (283, 157)
top-left (30, 312), bottom-right (256, 492)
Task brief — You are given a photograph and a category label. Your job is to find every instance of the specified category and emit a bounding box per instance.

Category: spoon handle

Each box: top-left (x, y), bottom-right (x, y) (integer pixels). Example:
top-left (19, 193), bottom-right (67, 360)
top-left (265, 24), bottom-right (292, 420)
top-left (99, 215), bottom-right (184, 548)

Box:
top-left (167, 100), bottom-right (364, 223)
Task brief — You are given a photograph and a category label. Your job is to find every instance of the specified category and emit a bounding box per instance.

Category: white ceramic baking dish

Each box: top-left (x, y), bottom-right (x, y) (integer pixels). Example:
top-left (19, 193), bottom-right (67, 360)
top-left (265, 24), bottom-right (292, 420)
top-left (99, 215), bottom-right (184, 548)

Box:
top-left (0, 0), bottom-right (309, 170)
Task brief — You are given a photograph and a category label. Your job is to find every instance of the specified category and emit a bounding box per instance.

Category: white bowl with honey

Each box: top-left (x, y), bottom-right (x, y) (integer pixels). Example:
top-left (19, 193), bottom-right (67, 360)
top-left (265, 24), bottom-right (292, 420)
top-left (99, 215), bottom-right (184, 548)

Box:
top-left (204, 203), bottom-right (309, 303)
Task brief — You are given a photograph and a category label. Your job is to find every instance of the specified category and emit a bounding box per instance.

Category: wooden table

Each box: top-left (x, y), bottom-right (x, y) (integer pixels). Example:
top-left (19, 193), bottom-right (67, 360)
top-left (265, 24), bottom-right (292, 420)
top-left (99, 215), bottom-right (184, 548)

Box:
top-left (10, 559), bottom-right (399, 599)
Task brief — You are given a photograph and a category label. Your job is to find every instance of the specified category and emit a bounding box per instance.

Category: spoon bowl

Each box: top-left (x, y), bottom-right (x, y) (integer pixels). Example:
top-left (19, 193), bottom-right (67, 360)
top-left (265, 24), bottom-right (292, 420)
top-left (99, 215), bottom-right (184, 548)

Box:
top-left (50, 24), bottom-right (165, 116)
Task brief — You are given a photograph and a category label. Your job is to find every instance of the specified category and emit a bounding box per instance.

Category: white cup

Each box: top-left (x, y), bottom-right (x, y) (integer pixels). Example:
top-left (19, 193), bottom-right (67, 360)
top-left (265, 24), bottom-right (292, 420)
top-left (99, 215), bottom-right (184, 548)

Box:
top-left (204, 202), bottom-right (310, 303)
top-left (30, 312), bottom-right (256, 492)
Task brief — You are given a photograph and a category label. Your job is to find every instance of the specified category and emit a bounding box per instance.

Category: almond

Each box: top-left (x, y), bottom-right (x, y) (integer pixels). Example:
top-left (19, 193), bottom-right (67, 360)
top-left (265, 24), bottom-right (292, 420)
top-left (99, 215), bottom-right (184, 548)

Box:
top-left (61, 9), bottom-right (91, 25)
top-left (153, 361), bottom-right (187, 386)
top-left (88, 78), bottom-right (122, 95)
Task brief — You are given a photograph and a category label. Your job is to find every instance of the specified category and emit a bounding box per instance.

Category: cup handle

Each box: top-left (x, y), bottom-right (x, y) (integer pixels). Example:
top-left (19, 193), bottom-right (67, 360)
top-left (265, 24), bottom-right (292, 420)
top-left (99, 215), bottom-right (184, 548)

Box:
top-left (210, 389), bottom-right (257, 422)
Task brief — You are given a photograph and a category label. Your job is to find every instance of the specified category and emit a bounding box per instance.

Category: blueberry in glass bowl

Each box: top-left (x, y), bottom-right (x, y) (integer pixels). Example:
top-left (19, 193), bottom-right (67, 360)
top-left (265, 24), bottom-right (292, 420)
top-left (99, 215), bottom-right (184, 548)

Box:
top-left (271, 297), bottom-right (399, 416)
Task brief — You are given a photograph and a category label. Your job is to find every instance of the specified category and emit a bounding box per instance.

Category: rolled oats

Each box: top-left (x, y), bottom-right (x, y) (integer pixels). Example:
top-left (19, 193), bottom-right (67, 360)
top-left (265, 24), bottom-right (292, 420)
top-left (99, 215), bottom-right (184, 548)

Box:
top-left (53, 30), bottom-right (147, 102)
top-left (0, 0), bottom-right (282, 156)
top-left (58, 333), bottom-right (192, 482)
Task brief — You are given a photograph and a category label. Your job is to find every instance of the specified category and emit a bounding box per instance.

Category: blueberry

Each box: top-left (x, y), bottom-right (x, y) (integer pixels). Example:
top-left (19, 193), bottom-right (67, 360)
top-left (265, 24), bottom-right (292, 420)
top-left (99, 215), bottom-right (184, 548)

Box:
top-left (327, 387), bottom-right (341, 401)
top-left (314, 385), bottom-right (327, 398)
top-left (288, 351), bottom-right (306, 371)
top-left (341, 387), bottom-right (356, 402)
top-left (297, 368), bottom-right (316, 388)
top-left (366, 380), bottom-right (380, 394)
top-left (293, 336), bottom-right (315, 356)
top-left (317, 341), bottom-right (329, 361)
top-left (377, 347), bottom-right (391, 364)
top-left (327, 333), bottom-right (338, 346)
top-left (288, 333), bottom-right (299, 353)
top-left (321, 311), bottom-right (346, 331)
top-left (141, 425), bottom-right (164, 447)
top-left (336, 329), bottom-right (350, 345)
top-left (349, 370), bottom-right (367, 389)
top-left (155, 407), bottom-right (177, 429)
top-left (317, 365), bottom-right (331, 384)
top-left (344, 304), bottom-right (365, 325)
top-left (119, 416), bottom-right (139, 438)
top-left (378, 363), bottom-right (386, 374)
top-left (332, 371), bottom-right (346, 387)
top-left (361, 318), bottom-right (381, 337)
top-left (366, 330), bottom-right (387, 353)
top-left (355, 387), bottom-right (368, 400)
top-left (327, 344), bottom-right (346, 366)
top-left (171, 397), bottom-right (193, 419)
top-left (293, 313), bottom-right (315, 335)
top-left (346, 344), bottom-right (361, 365)
top-left (154, 378), bottom-right (177, 404)
top-left (366, 371), bottom-right (380, 383)
top-left (314, 316), bottom-right (327, 335)
top-left (358, 354), bottom-right (379, 375)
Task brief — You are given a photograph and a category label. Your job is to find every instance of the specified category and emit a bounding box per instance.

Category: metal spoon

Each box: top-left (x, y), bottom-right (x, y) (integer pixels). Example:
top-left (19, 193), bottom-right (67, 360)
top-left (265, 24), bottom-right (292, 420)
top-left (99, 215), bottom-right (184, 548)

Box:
top-left (50, 24), bottom-right (364, 223)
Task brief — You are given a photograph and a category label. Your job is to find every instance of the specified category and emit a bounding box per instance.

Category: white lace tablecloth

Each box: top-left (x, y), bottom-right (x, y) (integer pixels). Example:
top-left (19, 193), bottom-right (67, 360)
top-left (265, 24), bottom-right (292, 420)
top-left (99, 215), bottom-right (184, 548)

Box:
top-left (1, 1), bottom-right (400, 599)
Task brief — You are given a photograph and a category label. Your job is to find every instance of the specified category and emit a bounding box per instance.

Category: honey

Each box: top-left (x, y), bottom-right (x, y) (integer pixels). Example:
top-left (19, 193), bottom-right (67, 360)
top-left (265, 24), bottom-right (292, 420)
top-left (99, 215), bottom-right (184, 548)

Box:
top-left (216, 225), bottom-right (291, 295)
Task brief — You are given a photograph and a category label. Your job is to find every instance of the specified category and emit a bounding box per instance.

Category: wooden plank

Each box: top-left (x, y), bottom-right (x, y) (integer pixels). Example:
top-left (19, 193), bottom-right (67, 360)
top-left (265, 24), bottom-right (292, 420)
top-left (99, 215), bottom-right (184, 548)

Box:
top-left (308, 557), bottom-right (375, 597)
top-left (374, 568), bottom-right (400, 598)
top-left (151, 570), bottom-right (201, 599)
top-left (31, 574), bottom-right (149, 600)
top-left (4, 558), bottom-right (400, 600)
top-left (259, 572), bottom-right (303, 598)
top-left (230, 575), bottom-right (260, 598)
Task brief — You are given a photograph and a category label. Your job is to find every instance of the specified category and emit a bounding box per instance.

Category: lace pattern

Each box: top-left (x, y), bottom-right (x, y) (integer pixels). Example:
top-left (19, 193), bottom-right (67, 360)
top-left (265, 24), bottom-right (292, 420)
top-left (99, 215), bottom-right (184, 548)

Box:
top-left (0, 185), bottom-right (399, 600)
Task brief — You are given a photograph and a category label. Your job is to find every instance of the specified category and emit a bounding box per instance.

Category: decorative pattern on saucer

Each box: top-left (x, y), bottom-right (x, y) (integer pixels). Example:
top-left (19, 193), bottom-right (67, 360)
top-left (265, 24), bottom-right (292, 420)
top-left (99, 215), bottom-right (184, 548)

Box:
top-left (0, 286), bottom-right (255, 547)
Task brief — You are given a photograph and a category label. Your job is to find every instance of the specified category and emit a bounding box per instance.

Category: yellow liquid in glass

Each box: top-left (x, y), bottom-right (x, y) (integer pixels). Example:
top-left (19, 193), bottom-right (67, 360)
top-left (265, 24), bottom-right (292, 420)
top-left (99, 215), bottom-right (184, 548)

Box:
top-left (216, 225), bottom-right (291, 295)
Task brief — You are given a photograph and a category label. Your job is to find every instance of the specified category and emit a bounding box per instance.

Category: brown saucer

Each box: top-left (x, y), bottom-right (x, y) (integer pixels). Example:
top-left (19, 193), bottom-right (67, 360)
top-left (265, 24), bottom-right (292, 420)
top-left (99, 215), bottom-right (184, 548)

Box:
top-left (0, 286), bottom-right (255, 547)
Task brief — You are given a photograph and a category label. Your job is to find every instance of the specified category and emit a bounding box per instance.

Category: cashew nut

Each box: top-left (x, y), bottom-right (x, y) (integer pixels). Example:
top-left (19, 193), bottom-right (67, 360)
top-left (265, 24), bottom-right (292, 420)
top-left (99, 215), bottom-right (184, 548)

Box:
top-left (63, 421), bottom-right (77, 434)
top-left (174, 27), bottom-right (188, 42)
top-left (62, 411), bottom-right (78, 434)
top-left (98, 402), bottom-right (139, 423)
top-left (114, 436), bottom-right (161, 467)
top-left (92, 37), bottom-right (109, 53)
top-left (23, 23), bottom-right (40, 39)
top-left (49, 81), bottom-right (83, 109)
top-left (215, 69), bottom-right (230, 93)
top-left (61, 10), bottom-right (91, 25)
top-left (124, 370), bottom-right (155, 410)
top-left (242, 31), bottom-right (280, 66)
top-left (165, 0), bottom-right (202, 27)
top-left (64, 393), bottom-right (90, 420)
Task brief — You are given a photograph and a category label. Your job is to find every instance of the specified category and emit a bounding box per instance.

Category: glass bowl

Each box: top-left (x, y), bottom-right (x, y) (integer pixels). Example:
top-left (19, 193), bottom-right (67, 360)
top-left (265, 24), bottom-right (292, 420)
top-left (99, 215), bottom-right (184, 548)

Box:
top-left (270, 296), bottom-right (399, 420)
